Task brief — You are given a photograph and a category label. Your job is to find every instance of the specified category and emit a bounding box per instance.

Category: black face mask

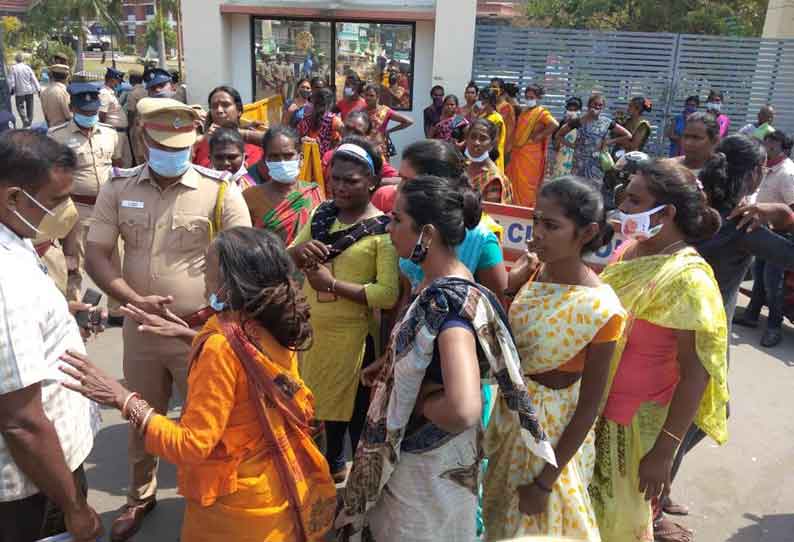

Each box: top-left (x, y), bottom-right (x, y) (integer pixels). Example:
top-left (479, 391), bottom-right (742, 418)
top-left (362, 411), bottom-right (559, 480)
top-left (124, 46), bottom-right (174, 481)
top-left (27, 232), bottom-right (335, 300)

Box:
top-left (299, 89), bottom-right (312, 99)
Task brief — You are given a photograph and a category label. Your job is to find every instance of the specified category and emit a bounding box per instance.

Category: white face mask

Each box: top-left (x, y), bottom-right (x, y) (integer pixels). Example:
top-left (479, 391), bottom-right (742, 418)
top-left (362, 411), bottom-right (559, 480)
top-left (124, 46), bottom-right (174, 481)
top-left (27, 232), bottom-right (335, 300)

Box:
top-left (465, 147), bottom-right (490, 163)
top-left (706, 102), bottom-right (722, 112)
top-left (525, 99), bottom-right (537, 108)
top-left (609, 205), bottom-right (666, 241)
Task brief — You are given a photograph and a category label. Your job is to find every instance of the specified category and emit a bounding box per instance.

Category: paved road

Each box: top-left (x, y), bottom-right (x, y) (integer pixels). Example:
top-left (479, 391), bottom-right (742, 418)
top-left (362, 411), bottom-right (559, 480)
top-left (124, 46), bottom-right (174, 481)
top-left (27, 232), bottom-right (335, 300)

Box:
top-left (77, 293), bottom-right (794, 542)
top-left (23, 97), bottom-right (794, 541)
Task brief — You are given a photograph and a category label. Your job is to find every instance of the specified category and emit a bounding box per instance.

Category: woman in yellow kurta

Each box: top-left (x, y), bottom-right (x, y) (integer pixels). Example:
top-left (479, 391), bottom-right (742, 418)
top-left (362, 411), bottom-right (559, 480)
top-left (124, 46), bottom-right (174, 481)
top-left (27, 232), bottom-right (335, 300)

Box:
top-left (289, 136), bottom-right (399, 483)
top-left (479, 87), bottom-right (507, 173)
top-left (484, 177), bottom-right (625, 541)
top-left (60, 226), bottom-right (337, 542)
top-left (507, 84), bottom-right (559, 208)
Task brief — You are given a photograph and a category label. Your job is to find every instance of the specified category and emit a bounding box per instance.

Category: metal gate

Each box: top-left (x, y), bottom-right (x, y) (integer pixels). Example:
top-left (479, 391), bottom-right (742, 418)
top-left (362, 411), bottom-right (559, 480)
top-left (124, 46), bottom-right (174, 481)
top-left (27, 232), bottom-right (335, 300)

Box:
top-left (472, 23), bottom-right (794, 156)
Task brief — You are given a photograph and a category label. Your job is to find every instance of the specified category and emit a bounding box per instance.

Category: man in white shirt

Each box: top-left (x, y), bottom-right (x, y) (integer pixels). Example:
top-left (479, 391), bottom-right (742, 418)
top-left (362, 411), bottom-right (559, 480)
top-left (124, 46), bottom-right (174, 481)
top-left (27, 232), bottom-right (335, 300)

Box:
top-left (735, 130), bottom-right (794, 347)
top-left (8, 53), bottom-right (41, 127)
top-left (0, 130), bottom-right (102, 541)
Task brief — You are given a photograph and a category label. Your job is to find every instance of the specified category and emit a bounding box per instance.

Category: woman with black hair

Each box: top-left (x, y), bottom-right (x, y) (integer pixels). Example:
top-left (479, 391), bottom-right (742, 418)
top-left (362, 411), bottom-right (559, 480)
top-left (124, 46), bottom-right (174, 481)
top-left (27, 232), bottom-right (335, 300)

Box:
top-left (616, 96), bottom-right (653, 154)
top-left (242, 126), bottom-right (324, 245)
top-left (335, 73), bottom-right (366, 121)
top-left (507, 83), bottom-right (559, 207)
top-left (336, 175), bottom-right (554, 542)
top-left (591, 160), bottom-right (728, 542)
top-left (430, 94), bottom-right (469, 145)
top-left (363, 83), bottom-right (414, 158)
top-left (297, 87), bottom-right (343, 155)
top-left (62, 227), bottom-right (336, 541)
top-left (192, 85), bottom-right (264, 169)
top-left (705, 89), bottom-right (730, 137)
top-left (465, 117), bottom-right (512, 204)
top-left (484, 176), bottom-right (626, 540)
top-left (558, 93), bottom-right (632, 182)
top-left (491, 78), bottom-right (517, 159)
top-left (674, 111), bottom-right (720, 176)
top-left (282, 77), bottom-right (312, 127)
top-left (654, 133), bottom-right (794, 538)
top-left (289, 136), bottom-right (399, 484)
top-left (460, 81), bottom-right (479, 122)
top-left (209, 127), bottom-right (249, 186)
top-left (479, 87), bottom-right (507, 172)
top-left (553, 96), bottom-right (583, 177)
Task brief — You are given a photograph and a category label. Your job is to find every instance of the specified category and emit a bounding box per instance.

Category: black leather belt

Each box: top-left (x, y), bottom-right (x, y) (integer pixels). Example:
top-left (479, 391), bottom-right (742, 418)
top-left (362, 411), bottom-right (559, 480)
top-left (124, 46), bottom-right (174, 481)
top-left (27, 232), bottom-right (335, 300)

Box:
top-left (115, 127), bottom-right (129, 133)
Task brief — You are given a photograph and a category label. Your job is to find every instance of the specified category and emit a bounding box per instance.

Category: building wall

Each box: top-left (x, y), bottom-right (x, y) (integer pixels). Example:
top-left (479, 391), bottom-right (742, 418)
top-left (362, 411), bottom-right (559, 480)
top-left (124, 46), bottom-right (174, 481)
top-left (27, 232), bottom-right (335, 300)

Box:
top-left (763, 0), bottom-right (794, 38)
top-left (181, 1), bottom-right (477, 156)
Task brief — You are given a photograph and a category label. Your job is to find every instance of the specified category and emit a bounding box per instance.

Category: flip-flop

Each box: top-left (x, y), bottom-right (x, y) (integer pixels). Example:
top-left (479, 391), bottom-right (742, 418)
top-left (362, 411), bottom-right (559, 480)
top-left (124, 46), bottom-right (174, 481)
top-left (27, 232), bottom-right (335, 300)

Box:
top-left (654, 517), bottom-right (694, 542)
top-left (662, 496), bottom-right (690, 516)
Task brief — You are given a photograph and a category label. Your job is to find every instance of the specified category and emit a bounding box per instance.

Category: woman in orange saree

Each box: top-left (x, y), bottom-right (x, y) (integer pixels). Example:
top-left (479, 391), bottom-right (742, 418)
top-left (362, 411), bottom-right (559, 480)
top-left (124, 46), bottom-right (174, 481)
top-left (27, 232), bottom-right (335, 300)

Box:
top-left (60, 227), bottom-right (336, 542)
top-left (492, 78), bottom-right (517, 160)
top-left (507, 84), bottom-right (560, 208)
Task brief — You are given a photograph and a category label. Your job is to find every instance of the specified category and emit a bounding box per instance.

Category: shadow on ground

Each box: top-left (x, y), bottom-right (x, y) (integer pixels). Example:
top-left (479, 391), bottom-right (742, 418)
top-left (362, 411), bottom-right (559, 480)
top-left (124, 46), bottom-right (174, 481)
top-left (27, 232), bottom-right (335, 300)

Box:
top-left (726, 513), bottom-right (794, 542)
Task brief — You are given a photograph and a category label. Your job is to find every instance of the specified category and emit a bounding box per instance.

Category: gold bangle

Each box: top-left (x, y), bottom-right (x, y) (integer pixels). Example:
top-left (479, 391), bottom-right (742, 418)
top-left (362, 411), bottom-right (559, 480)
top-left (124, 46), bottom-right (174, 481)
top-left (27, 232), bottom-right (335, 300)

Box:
top-left (661, 428), bottom-right (683, 445)
top-left (121, 392), bottom-right (140, 419)
top-left (138, 408), bottom-right (155, 436)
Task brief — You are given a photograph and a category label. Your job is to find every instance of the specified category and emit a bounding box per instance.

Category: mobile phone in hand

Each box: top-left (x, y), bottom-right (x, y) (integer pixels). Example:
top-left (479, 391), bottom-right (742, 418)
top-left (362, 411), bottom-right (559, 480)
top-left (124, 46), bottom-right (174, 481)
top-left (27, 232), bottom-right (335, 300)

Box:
top-left (75, 288), bottom-right (102, 328)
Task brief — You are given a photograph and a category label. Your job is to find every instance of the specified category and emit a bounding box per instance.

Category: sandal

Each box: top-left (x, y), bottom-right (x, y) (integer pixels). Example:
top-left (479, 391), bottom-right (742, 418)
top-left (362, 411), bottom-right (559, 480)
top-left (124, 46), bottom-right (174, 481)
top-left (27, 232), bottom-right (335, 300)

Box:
top-left (662, 495), bottom-right (690, 516)
top-left (654, 516), bottom-right (693, 542)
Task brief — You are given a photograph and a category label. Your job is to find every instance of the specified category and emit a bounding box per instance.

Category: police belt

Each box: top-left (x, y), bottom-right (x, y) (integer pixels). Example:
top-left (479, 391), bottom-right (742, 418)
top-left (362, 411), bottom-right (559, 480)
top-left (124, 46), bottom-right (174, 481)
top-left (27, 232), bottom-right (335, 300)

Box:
top-left (72, 194), bottom-right (97, 206)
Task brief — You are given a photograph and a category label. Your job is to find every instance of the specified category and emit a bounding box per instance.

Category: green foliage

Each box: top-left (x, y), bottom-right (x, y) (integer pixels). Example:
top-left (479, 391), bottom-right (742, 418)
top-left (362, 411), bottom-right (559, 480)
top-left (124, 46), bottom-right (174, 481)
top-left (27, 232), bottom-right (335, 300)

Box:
top-left (145, 15), bottom-right (176, 52)
top-left (34, 41), bottom-right (76, 69)
top-left (523, 0), bottom-right (768, 36)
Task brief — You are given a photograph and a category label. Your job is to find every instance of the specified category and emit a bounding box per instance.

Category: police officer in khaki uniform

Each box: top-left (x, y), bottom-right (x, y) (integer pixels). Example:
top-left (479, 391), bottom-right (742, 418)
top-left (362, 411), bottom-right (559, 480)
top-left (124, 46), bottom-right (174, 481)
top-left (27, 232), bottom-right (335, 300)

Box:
top-left (85, 97), bottom-right (251, 541)
top-left (128, 68), bottom-right (177, 166)
top-left (100, 67), bottom-right (133, 167)
top-left (40, 64), bottom-right (72, 127)
top-left (48, 83), bottom-right (123, 309)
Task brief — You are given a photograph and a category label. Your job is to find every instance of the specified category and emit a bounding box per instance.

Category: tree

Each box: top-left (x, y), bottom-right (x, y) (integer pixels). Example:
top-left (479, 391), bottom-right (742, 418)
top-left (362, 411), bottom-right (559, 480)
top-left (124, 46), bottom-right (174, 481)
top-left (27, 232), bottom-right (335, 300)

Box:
top-left (145, 14), bottom-right (176, 58)
top-left (26, 0), bottom-right (123, 72)
top-left (523, 0), bottom-right (769, 36)
top-left (2, 16), bottom-right (22, 49)
top-left (154, 0), bottom-right (180, 68)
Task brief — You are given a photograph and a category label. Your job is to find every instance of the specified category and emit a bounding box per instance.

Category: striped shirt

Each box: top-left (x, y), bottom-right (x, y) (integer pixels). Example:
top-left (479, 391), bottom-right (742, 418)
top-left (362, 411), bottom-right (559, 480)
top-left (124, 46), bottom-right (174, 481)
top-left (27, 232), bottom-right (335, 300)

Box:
top-left (0, 222), bottom-right (99, 501)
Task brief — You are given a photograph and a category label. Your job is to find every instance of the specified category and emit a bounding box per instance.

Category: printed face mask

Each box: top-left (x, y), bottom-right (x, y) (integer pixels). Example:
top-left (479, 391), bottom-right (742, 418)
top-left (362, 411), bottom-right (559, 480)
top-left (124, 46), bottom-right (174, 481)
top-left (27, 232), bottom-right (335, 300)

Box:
top-left (609, 205), bottom-right (666, 241)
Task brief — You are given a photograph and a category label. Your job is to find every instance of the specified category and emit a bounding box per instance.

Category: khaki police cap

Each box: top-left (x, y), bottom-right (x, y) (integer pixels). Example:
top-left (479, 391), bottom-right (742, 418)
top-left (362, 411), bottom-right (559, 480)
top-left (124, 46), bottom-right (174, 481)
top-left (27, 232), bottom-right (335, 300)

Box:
top-left (49, 64), bottom-right (70, 76)
top-left (138, 97), bottom-right (199, 149)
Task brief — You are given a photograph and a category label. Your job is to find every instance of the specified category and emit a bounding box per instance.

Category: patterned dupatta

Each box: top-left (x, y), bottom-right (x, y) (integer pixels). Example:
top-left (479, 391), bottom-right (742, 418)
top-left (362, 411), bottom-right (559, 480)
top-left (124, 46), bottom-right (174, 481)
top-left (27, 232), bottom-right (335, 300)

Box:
top-left (310, 200), bottom-right (389, 260)
top-left (335, 277), bottom-right (556, 536)
top-left (187, 315), bottom-right (336, 541)
top-left (510, 279), bottom-right (626, 374)
top-left (260, 182), bottom-right (324, 246)
top-left (599, 246), bottom-right (729, 444)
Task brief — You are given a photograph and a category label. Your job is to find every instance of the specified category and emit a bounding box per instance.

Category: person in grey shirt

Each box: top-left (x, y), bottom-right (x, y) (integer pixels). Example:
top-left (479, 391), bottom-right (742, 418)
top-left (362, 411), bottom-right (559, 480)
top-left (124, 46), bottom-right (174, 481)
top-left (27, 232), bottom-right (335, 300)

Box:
top-left (8, 53), bottom-right (40, 127)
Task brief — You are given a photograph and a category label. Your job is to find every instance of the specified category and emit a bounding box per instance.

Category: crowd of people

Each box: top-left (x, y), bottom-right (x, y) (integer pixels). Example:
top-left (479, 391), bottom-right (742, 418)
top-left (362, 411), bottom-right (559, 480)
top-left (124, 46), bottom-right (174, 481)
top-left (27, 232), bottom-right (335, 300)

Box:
top-left (1, 57), bottom-right (794, 542)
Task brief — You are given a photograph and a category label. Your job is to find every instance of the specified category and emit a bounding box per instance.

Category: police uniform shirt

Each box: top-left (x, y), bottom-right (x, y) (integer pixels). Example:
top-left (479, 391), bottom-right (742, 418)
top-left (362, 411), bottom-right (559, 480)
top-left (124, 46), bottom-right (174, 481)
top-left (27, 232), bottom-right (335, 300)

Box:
top-left (99, 86), bottom-right (128, 128)
top-left (86, 165), bottom-right (252, 317)
top-left (49, 121), bottom-right (122, 201)
top-left (40, 81), bottom-right (72, 126)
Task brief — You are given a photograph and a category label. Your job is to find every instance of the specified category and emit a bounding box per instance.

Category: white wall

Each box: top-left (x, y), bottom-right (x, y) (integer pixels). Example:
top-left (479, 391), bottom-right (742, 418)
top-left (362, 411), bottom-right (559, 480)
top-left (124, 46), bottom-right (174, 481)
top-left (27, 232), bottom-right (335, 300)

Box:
top-left (229, 15), bottom-right (254, 103)
top-left (182, 0), bottom-right (231, 105)
top-left (389, 19), bottom-right (435, 157)
top-left (763, 0), bottom-right (794, 38)
top-left (431, 0), bottom-right (477, 100)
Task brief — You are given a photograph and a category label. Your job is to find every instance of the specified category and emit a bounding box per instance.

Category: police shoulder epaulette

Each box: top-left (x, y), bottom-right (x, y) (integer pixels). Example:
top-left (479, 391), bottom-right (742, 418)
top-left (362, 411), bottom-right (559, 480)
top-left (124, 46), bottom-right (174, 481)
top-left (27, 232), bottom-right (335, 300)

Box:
top-left (192, 164), bottom-right (232, 183)
top-left (111, 164), bottom-right (145, 179)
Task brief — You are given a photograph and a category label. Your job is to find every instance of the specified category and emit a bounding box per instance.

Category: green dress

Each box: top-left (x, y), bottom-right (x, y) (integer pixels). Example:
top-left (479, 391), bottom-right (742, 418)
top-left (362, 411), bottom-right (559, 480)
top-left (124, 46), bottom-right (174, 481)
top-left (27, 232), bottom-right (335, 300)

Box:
top-left (291, 212), bottom-right (400, 421)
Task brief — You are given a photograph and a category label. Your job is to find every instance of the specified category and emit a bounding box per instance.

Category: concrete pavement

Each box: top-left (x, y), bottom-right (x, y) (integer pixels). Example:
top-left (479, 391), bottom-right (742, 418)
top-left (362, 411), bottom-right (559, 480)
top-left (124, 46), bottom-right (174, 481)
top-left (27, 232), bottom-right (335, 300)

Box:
top-left (79, 294), bottom-right (794, 542)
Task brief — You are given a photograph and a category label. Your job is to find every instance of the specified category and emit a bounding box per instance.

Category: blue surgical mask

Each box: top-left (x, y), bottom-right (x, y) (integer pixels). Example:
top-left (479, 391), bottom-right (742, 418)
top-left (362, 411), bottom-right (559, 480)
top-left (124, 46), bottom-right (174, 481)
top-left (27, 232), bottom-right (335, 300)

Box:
top-left (343, 87), bottom-right (355, 98)
top-left (266, 159), bottom-right (300, 184)
top-left (209, 293), bottom-right (226, 312)
top-left (74, 112), bottom-right (99, 129)
top-left (706, 102), bottom-right (721, 112)
top-left (152, 89), bottom-right (176, 99)
top-left (147, 146), bottom-right (192, 177)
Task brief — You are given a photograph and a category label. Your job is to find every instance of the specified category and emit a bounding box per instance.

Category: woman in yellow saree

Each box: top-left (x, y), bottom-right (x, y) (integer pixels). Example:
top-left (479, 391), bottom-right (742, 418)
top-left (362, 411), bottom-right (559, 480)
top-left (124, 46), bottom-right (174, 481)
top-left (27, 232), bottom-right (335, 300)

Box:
top-left (507, 84), bottom-right (560, 208)
top-left (484, 177), bottom-right (625, 541)
top-left (479, 87), bottom-right (507, 173)
top-left (60, 227), bottom-right (336, 542)
top-left (591, 160), bottom-right (728, 542)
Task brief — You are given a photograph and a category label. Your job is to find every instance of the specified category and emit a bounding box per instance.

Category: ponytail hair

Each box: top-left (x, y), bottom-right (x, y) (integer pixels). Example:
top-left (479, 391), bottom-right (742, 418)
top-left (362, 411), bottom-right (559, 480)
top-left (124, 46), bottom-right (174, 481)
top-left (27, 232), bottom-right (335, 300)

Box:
top-left (700, 134), bottom-right (765, 214)
top-left (539, 176), bottom-right (613, 253)
top-left (635, 159), bottom-right (721, 242)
